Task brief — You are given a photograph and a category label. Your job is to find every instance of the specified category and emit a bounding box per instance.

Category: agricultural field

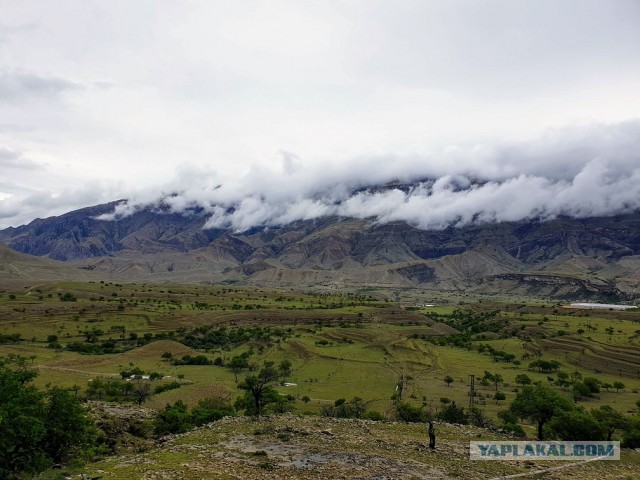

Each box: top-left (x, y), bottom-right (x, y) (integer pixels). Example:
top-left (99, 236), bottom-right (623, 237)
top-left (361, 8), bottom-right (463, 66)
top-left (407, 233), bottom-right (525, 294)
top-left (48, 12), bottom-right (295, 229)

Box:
top-left (2, 281), bottom-right (640, 425)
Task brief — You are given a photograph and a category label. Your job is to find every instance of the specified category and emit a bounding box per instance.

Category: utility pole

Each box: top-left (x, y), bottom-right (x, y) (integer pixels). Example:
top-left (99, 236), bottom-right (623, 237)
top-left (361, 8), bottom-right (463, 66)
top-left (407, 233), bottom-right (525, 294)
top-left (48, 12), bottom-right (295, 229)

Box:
top-left (468, 374), bottom-right (475, 408)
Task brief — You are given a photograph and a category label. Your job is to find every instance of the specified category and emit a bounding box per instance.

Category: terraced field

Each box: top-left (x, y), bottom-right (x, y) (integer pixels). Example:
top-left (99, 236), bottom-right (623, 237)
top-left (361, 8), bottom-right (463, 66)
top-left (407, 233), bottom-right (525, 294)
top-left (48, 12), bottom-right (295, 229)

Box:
top-left (1, 281), bottom-right (640, 420)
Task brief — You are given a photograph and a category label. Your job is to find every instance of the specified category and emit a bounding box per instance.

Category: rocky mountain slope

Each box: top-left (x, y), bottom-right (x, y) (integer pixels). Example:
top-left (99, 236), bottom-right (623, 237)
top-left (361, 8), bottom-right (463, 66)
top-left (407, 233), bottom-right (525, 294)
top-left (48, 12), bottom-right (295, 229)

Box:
top-left (1, 200), bottom-right (640, 300)
top-left (73, 413), bottom-right (640, 480)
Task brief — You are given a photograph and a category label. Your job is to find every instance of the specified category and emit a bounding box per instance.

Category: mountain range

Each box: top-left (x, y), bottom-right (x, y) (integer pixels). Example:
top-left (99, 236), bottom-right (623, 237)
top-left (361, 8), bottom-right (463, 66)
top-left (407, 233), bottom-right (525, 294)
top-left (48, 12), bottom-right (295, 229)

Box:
top-left (1, 196), bottom-right (640, 301)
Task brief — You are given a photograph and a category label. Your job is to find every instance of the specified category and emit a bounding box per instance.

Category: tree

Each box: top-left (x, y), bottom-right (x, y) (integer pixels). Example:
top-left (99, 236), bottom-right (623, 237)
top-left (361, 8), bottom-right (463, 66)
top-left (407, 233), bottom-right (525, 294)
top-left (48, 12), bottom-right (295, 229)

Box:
top-left (349, 396), bottom-right (368, 419)
top-left (443, 375), bottom-right (454, 387)
top-left (236, 362), bottom-right (280, 417)
top-left (270, 392), bottom-right (296, 413)
top-left (515, 374), bottom-right (532, 386)
top-left (529, 360), bottom-right (561, 373)
top-left (547, 409), bottom-right (604, 441)
top-left (0, 362), bottom-right (95, 478)
top-left (41, 387), bottom-right (95, 463)
top-left (228, 354), bottom-right (250, 383)
top-left (0, 364), bottom-right (48, 477)
top-left (556, 371), bottom-right (570, 390)
top-left (134, 382), bottom-right (152, 405)
top-left (395, 402), bottom-right (426, 423)
top-left (508, 385), bottom-right (573, 440)
top-left (494, 391), bottom-right (506, 404)
top-left (437, 401), bottom-right (468, 424)
top-left (583, 377), bottom-right (601, 394)
top-left (622, 418), bottom-right (640, 448)
top-left (497, 409), bottom-right (526, 437)
top-left (190, 397), bottom-right (235, 426)
top-left (492, 373), bottom-right (503, 392)
top-left (571, 382), bottom-right (591, 403)
top-left (59, 292), bottom-right (77, 302)
top-left (592, 405), bottom-right (628, 441)
top-left (321, 397), bottom-right (370, 419)
top-left (278, 359), bottom-right (292, 384)
top-left (570, 370), bottom-right (583, 383)
top-left (154, 400), bottom-right (192, 435)
top-left (613, 381), bottom-right (625, 393)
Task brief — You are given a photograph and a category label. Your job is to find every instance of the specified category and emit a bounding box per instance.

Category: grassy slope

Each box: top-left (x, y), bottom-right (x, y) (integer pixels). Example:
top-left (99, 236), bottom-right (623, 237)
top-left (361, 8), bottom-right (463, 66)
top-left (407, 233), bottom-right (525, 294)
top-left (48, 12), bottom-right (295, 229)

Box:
top-left (1, 282), bottom-right (640, 421)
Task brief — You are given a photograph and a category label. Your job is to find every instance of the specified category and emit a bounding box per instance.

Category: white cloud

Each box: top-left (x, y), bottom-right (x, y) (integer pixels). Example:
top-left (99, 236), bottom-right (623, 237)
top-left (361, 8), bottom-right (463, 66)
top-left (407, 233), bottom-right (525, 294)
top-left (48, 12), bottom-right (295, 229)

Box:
top-left (0, 1), bottom-right (639, 229)
top-left (90, 120), bottom-right (640, 232)
top-left (0, 70), bottom-right (80, 102)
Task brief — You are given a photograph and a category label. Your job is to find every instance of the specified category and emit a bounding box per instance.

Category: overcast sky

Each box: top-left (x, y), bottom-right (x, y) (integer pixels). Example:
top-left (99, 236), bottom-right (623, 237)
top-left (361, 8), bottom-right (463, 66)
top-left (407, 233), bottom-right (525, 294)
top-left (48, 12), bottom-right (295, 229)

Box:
top-left (1, 0), bottom-right (640, 230)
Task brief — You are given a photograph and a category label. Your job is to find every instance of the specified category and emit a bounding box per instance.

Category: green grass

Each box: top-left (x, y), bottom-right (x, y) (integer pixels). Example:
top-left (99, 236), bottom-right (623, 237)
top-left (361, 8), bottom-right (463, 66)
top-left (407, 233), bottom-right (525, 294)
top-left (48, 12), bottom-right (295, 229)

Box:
top-left (2, 282), bottom-right (640, 422)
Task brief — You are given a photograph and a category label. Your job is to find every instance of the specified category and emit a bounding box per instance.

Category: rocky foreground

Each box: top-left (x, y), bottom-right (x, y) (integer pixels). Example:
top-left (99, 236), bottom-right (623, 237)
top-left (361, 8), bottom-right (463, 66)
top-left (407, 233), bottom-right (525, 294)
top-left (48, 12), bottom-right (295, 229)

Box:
top-left (70, 413), bottom-right (640, 480)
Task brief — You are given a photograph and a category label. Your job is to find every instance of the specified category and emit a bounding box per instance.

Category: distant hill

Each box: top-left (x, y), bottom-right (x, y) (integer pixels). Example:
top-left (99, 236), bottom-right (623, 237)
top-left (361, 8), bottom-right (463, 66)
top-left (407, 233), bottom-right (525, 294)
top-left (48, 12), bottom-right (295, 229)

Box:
top-left (1, 198), bottom-right (640, 301)
top-left (0, 243), bottom-right (102, 287)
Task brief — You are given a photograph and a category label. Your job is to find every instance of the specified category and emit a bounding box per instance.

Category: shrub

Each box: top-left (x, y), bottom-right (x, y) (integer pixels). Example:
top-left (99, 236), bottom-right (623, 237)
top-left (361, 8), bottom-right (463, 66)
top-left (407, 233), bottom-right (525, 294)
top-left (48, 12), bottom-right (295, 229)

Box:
top-left (153, 381), bottom-right (181, 394)
top-left (60, 292), bottom-right (77, 302)
top-left (154, 397), bottom-right (235, 435)
top-left (321, 397), bottom-right (370, 419)
top-left (363, 411), bottom-right (384, 421)
top-left (0, 362), bottom-right (96, 478)
top-left (395, 402), bottom-right (427, 423)
top-left (547, 409), bottom-right (605, 441)
top-left (191, 398), bottom-right (235, 426)
top-left (154, 400), bottom-right (193, 435)
top-left (437, 401), bottom-right (468, 424)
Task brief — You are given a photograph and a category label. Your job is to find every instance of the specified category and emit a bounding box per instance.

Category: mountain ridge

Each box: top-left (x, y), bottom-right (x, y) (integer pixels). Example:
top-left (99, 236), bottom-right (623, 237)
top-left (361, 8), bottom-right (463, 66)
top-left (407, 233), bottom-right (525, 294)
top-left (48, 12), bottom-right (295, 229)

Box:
top-left (1, 200), bottom-right (640, 300)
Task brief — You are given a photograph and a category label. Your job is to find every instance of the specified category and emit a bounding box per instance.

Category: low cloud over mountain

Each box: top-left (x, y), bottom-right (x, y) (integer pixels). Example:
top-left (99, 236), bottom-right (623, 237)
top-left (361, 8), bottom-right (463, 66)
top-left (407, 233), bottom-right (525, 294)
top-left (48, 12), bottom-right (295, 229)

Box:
top-left (98, 120), bottom-right (640, 232)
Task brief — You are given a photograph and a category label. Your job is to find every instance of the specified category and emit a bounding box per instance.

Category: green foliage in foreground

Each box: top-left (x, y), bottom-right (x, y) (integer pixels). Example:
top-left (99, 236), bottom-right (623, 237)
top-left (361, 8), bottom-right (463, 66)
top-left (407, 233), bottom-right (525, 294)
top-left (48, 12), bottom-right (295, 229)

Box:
top-left (0, 360), bottom-right (96, 479)
top-left (154, 397), bottom-right (235, 435)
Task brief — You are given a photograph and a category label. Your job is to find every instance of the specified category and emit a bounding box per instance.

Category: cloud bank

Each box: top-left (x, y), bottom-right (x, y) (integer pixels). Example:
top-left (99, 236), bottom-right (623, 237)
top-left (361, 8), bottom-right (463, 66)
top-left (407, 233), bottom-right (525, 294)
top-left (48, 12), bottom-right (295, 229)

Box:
top-left (97, 120), bottom-right (640, 232)
top-left (0, 70), bottom-right (80, 102)
top-left (1, 2), bottom-right (639, 229)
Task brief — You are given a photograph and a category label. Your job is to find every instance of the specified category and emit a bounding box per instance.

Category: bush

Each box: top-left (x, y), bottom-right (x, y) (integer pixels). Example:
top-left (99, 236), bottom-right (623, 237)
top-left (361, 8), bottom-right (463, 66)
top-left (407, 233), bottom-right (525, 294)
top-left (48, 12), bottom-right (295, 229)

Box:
top-left (154, 397), bottom-right (235, 435)
top-left (583, 377), bottom-right (601, 394)
top-left (154, 381), bottom-right (181, 394)
top-left (502, 423), bottom-right (527, 437)
top-left (395, 402), bottom-right (427, 423)
top-left (321, 397), bottom-right (369, 419)
top-left (60, 292), bottom-right (77, 302)
top-left (191, 397), bottom-right (235, 426)
top-left (622, 419), bottom-right (640, 448)
top-left (173, 354), bottom-right (213, 366)
top-left (0, 362), bottom-right (96, 478)
top-left (154, 400), bottom-right (193, 435)
top-left (437, 401), bottom-right (468, 424)
top-left (363, 411), bottom-right (384, 421)
top-left (547, 409), bottom-right (605, 441)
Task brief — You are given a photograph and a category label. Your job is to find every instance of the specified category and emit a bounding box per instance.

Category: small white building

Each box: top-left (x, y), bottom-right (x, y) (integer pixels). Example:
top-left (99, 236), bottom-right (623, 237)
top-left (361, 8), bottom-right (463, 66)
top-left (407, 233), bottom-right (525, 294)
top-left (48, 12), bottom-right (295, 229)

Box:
top-left (569, 303), bottom-right (637, 311)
